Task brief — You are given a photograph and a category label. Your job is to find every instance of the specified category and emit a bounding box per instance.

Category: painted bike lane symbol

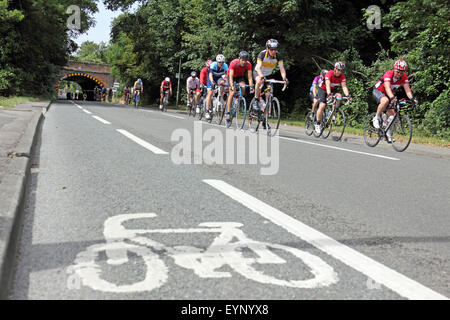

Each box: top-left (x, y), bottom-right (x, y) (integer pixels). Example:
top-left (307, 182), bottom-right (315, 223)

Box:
top-left (68, 213), bottom-right (338, 293)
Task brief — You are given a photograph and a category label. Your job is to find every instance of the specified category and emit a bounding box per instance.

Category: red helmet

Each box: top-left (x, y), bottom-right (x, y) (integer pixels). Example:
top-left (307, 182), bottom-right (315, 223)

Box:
top-left (334, 61), bottom-right (345, 71)
top-left (394, 59), bottom-right (407, 71)
top-left (205, 60), bottom-right (213, 68)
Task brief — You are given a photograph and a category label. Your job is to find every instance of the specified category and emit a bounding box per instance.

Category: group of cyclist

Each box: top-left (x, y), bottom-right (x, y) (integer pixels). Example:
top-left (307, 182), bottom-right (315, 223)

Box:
top-left (124, 37), bottom-right (418, 141)
top-left (309, 59), bottom-right (418, 142)
top-left (185, 39), bottom-right (288, 126)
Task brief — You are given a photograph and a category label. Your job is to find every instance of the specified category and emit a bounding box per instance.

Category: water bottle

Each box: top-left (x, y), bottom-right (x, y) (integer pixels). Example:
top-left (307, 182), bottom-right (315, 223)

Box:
top-left (326, 109), bottom-right (332, 119)
top-left (259, 99), bottom-right (266, 109)
top-left (382, 113), bottom-right (387, 128)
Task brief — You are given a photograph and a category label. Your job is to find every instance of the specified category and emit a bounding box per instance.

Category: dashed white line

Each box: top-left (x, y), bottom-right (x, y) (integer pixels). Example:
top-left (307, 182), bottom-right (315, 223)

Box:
top-left (203, 179), bottom-right (448, 300)
top-left (116, 129), bottom-right (168, 155)
top-left (83, 109), bottom-right (92, 115)
top-left (92, 116), bottom-right (111, 125)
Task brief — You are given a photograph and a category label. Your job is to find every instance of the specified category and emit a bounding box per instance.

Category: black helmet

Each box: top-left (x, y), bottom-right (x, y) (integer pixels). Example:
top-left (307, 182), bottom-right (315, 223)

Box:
top-left (239, 51), bottom-right (249, 61)
top-left (321, 69), bottom-right (328, 77)
top-left (266, 39), bottom-right (279, 49)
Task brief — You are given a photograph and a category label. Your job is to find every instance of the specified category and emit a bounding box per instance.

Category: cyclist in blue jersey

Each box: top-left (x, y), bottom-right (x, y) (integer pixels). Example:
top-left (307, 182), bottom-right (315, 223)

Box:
top-left (205, 54), bottom-right (228, 120)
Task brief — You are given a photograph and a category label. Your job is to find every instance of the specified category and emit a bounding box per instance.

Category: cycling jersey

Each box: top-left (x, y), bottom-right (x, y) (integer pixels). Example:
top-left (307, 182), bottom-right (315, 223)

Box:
top-left (310, 75), bottom-right (323, 94)
top-left (374, 69), bottom-right (409, 94)
top-left (227, 59), bottom-right (252, 78)
top-left (254, 50), bottom-right (283, 77)
top-left (319, 70), bottom-right (346, 91)
top-left (134, 81), bottom-right (143, 89)
top-left (200, 67), bottom-right (209, 86)
top-left (161, 80), bottom-right (171, 91)
top-left (186, 76), bottom-right (200, 90)
top-left (209, 62), bottom-right (229, 79)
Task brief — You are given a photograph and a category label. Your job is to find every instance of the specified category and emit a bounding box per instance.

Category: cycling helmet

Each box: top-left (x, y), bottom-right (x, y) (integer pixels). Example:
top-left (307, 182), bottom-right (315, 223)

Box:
top-left (266, 39), bottom-right (279, 49)
top-left (394, 59), bottom-right (407, 71)
top-left (165, 77), bottom-right (170, 82)
top-left (321, 69), bottom-right (328, 77)
top-left (334, 61), bottom-right (345, 71)
top-left (191, 71), bottom-right (196, 77)
top-left (205, 60), bottom-right (213, 67)
top-left (239, 51), bottom-right (249, 60)
top-left (216, 54), bottom-right (225, 63)
top-left (138, 78), bottom-right (142, 83)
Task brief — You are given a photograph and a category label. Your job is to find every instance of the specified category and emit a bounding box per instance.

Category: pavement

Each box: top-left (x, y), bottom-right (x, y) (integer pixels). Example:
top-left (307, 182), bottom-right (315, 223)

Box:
top-left (0, 101), bottom-right (51, 298)
top-left (0, 99), bottom-right (448, 299)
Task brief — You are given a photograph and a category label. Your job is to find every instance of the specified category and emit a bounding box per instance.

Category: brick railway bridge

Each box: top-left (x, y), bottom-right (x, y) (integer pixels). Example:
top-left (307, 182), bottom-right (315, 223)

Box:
top-left (57, 61), bottom-right (114, 100)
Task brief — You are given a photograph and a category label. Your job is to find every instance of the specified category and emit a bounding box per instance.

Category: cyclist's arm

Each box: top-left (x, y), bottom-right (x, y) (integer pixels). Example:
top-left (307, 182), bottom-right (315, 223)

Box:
top-left (255, 61), bottom-right (264, 79)
top-left (403, 82), bottom-right (414, 100)
top-left (341, 81), bottom-right (349, 97)
top-left (229, 69), bottom-right (234, 89)
top-left (384, 81), bottom-right (395, 100)
top-left (278, 61), bottom-right (287, 81)
top-left (208, 70), bottom-right (214, 84)
top-left (247, 69), bottom-right (254, 87)
top-left (326, 79), bottom-right (331, 96)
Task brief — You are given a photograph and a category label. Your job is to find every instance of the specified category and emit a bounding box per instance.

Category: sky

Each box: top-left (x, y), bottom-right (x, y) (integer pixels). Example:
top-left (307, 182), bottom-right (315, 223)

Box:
top-left (74, 2), bottom-right (124, 46)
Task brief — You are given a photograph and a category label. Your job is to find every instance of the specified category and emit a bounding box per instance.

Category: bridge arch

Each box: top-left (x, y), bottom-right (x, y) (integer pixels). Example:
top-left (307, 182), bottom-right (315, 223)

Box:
top-left (57, 72), bottom-right (105, 100)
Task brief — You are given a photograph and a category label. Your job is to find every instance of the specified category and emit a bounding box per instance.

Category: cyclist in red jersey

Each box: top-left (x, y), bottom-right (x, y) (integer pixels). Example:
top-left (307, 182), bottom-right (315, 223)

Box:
top-left (315, 62), bottom-right (351, 134)
top-left (225, 51), bottom-right (254, 125)
top-left (371, 59), bottom-right (418, 142)
top-left (160, 77), bottom-right (172, 109)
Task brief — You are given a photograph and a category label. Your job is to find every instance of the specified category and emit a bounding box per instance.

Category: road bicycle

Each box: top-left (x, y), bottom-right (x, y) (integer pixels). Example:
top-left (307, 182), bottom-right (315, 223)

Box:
top-left (248, 79), bottom-right (286, 136)
top-left (69, 213), bottom-right (338, 293)
top-left (196, 88), bottom-right (208, 121)
top-left (310, 94), bottom-right (351, 141)
top-left (363, 98), bottom-right (414, 152)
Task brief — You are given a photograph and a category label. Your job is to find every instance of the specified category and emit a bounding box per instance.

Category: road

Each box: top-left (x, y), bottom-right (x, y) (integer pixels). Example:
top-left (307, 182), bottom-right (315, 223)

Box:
top-left (8, 100), bottom-right (450, 300)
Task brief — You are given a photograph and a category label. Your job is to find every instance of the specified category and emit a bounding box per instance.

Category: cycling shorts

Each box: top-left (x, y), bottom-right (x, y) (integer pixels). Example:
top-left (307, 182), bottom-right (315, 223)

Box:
top-left (317, 88), bottom-right (328, 104)
top-left (372, 87), bottom-right (387, 104)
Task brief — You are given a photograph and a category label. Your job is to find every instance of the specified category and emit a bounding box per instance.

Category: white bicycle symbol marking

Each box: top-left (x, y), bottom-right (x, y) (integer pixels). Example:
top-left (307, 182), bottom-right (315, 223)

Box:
top-left (69, 213), bottom-right (338, 293)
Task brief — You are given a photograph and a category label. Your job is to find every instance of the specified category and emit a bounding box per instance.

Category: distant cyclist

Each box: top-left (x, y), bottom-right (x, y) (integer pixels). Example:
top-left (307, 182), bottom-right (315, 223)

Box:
top-left (134, 78), bottom-right (144, 102)
top-left (205, 54), bottom-right (228, 120)
top-left (252, 39), bottom-right (288, 110)
top-left (371, 59), bottom-right (418, 143)
top-left (186, 71), bottom-right (201, 111)
top-left (123, 86), bottom-right (131, 105)
top-left (310, 69), bottom-right (328, 117)
top-left (160, 77), bottom-right (172, 109)
top-left (226, 51), bottom-right (254, 126)
top-left (315, 62), bottom-right (351, 135)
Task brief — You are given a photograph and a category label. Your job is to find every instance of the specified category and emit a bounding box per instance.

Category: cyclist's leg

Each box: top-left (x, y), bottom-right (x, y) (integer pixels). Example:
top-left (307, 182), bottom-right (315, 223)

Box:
top-left (316, 88), bottom-right (327, 122)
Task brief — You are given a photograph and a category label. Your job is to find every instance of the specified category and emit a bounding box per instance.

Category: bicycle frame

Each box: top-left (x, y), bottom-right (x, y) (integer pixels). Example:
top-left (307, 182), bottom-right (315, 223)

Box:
top-left (380, 100), bottom-right (408, 140)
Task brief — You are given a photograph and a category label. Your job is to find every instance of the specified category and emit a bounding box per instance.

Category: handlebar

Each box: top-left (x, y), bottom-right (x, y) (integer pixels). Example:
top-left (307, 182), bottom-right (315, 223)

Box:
top-left (265, 79), bottom-right (288, 91)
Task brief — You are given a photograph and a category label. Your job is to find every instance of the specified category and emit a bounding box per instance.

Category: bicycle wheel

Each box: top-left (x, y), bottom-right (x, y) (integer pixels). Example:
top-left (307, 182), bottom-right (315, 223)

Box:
top-left (363, 112), bottom-right (382, 147)
top-left (265, 97), bottom-right (280, 136)
top-left (215, 99), bottom-right (225, 125)
top-left (228, 242), bottom-right (338, 288)
top-left (197, 100), bottom-right (205, 120)
top-left (305, 112), bottom-right (314, 136)
top-left (330, 108), bottom-right (346, 141)
top-left (235, 98), bottom-right (247, 130)
top-left (391, 114), bottom-right (412, 152)
top-left (247, 98), bottom-right (260, 133)
top-left (70, 241), bottom-right (167, 293)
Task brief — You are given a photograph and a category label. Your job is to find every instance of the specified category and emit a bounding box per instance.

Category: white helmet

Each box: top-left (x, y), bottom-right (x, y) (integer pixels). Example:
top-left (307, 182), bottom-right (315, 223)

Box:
top-left (165, 77), bottom-right (170, 82)
top-left (216, 54), bottom-right (225, 63)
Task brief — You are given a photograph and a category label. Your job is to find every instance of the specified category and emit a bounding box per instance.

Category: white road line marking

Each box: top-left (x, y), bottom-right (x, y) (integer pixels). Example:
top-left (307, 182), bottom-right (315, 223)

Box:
top-left (83, 109), bottom-right (92, 115)
top-left (142, 109), bottom-right (185, 119)
top-left (92, 116), bottom-right (111, 125)
top-left (116, 129), bottom-right (168, 155)
top-left (280, 136), bottom-right (400, 161)
top-left (70, 101), bottom-right (83, 109)
top-left (203, 179), bottom-right (448, 300)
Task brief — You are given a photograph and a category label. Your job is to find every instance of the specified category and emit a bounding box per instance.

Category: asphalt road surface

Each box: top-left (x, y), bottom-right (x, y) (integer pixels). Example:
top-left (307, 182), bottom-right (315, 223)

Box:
top-left (9, 100), bottom-right (450, 300)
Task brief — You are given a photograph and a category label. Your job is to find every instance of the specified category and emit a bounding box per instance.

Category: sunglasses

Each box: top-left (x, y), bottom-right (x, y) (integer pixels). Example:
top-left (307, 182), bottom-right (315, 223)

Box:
top-left (268, 48), bottom-right (277, 51)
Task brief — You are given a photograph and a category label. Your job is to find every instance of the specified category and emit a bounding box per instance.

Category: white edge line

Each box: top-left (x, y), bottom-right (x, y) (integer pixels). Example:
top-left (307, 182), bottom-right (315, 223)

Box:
top-left (116, 129), bottom-right (168, 155)
top-left (203, 179), bottom-right (448, 300)
top-left (92, 115), bottom-right (111, 125)
top-left (83, 109), bottom-right (92, 115)
top-left (280, 136), bottom-right (400, 161)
